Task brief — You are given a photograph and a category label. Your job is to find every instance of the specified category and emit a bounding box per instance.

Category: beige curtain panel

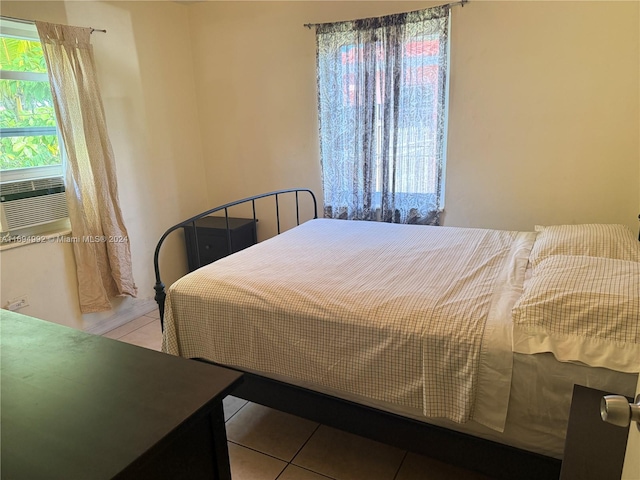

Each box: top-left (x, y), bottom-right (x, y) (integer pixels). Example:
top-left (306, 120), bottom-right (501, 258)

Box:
top-left (36, 21), bottom-right (137, 313)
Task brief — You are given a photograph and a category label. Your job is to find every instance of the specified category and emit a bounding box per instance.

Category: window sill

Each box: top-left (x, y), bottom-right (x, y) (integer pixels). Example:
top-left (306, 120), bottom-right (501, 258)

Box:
top-left (0, 228), bottom-right (72, 251)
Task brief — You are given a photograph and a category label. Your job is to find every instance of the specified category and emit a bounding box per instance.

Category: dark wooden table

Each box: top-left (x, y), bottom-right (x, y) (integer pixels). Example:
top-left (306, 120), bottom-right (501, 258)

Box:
top-left (1, 311), bottom-right (243, 479)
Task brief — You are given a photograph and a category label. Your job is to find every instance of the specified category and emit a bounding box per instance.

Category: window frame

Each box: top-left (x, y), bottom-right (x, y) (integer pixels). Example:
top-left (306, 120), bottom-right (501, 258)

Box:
top-left (0, 18), bottom-right (64, 184)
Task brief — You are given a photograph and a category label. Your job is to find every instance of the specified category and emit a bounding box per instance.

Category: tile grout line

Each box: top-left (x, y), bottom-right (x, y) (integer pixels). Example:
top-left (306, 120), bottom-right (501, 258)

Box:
top-left (276, 464), bottom-right (337, 480)
top-left (227, 441), bottom-right (288, 480)
top-left (392, 451), bottom-right (409, 480)
top-left (288, 422), bottom-right (322, 466)
top-left (285, 423), bottom-right (342, 480)
top-left (118, 327), bottom-right (157, 344)
top-left (102, 315), bottom-right (158, 340)
top-left (224, 398), bottom-right (249, 424)
top-left (227, 434), bottom-right (339, 480)
top-left (227, 417), bottom-right (339, 480)
top-left (227, 440), bottom-right (289, 464)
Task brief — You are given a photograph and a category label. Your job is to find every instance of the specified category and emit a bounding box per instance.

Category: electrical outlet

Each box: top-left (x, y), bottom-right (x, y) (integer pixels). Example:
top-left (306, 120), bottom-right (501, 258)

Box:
top-left (6, 295), bottom-right (29, 311)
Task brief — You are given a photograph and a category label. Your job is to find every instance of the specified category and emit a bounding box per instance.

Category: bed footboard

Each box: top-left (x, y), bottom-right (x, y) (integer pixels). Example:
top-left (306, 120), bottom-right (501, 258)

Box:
top-left (153, 188), bottom-right (318, 328)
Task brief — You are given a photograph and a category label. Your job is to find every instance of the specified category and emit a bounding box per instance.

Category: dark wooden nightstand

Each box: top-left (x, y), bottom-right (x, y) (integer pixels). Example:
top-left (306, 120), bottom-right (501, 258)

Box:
top-left (184, 216), bottom-right (257, 271)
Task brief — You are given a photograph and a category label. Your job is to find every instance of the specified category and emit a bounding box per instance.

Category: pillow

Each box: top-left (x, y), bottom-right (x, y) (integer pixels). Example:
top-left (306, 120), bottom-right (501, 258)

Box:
top-left (512, 255), bottom-right (640, 373)
top-left (530, 223), bottom-right (640, 267)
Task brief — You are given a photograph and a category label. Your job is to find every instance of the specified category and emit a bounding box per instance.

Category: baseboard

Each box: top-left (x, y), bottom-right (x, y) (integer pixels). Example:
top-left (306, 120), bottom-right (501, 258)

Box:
top-left (84, 298), bottom-right (158, 335)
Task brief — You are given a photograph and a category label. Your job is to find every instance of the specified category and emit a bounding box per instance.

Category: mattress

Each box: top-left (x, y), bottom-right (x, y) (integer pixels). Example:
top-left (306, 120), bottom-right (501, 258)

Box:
top-left (164, 219), bottom-right (533, 423)
top-left (162, 218), bottom-right (638, 458)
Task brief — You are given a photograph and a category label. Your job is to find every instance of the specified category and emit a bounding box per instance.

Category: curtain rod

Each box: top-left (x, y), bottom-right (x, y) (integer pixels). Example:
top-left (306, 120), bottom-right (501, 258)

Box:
top-left (0, 15), bottom-right (106, 33)
top-left (304, 0), bottom-right (468, 29)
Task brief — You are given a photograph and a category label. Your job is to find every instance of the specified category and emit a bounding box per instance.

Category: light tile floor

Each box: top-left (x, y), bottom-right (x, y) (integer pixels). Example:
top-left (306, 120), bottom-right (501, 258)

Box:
top-left (104, 313), bottom-right (494, 480)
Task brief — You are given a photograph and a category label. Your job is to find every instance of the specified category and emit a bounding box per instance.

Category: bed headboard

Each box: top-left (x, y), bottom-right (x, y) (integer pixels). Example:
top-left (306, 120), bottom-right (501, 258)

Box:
top-left (153, 188), bottom-right (318, 328)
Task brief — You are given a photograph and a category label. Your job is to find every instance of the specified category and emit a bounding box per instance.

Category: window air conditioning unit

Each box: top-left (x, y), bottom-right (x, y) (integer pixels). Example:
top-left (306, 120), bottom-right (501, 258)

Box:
top-left (0, 177), bottom-right (69, 234)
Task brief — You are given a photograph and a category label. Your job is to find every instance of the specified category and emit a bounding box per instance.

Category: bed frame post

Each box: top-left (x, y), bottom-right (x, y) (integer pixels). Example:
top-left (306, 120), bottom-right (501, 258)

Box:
top-left (154, 281), bottom-right (166, 330)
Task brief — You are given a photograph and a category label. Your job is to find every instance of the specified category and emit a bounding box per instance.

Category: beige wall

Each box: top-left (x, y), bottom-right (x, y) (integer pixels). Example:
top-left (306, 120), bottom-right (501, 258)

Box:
top-left (190, 0), bottom-right (639, 232)
top-left (445, 1), bottom-right (639, 231)
top-left (0, 1), bottom-right (638, 329)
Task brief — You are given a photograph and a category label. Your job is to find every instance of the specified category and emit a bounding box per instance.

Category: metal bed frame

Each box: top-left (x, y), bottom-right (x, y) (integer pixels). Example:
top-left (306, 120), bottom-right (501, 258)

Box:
top-left (153, 188), bottom-right (562, 480)
top-left (153, 188), bottom-right (318, 327)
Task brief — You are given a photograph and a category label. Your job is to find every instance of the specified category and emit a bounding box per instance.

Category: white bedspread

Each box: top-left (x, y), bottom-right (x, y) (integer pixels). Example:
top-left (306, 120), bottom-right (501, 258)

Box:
top-left (163, 219), bottom-right (535, 429)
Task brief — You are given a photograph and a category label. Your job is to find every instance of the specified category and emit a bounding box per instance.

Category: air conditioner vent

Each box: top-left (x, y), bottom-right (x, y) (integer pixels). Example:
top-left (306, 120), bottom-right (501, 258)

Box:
top-left (0, 176), bottom-right (69, 234)
top-left (0, 176), bottom-right (65, 200)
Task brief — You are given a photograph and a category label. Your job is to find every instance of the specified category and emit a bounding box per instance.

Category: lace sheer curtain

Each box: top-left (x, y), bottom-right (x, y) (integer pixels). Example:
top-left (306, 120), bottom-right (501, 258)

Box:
top-left (315, 7), bottom-right (450, 225)
top-left (36, 21), bottom-right (137, 313)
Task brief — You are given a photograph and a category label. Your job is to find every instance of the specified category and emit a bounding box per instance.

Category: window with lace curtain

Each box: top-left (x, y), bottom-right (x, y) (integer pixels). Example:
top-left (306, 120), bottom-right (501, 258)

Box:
top-left (315, 6), bottom-right (450, 225)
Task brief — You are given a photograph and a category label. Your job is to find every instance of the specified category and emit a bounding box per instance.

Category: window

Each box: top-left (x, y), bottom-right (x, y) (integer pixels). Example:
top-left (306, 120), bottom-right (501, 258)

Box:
top-left (1, 18), bottom-right (62, 181)
top-left (0, 18), bottom-right (68, 238)
top-left (316, 7), bottom-right (450, 225)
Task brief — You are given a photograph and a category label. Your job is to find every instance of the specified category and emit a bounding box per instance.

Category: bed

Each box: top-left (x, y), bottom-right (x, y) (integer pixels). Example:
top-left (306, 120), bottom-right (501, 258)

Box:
top-left (154, 189), bottom-right (639, 480)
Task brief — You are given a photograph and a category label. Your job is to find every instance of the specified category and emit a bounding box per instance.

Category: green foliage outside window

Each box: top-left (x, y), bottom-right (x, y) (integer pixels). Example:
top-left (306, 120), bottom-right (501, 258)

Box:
top-left (0, 36), bottom-right (61, 171)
